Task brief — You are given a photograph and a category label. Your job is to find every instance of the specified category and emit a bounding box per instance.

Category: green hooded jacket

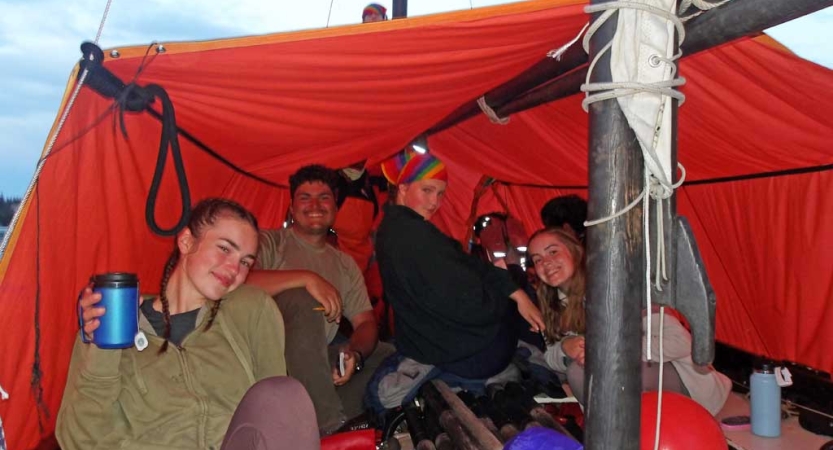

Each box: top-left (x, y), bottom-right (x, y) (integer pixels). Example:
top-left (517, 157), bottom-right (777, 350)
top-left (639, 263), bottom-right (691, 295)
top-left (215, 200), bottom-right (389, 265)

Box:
top-left (56, 284), bottom-right (286, 450)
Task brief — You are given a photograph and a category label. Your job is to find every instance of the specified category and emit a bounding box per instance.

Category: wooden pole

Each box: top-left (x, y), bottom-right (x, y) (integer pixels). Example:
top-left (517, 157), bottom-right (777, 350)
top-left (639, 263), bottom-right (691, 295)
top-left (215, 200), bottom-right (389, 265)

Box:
top-left (433, 381), bottom-right (503, 450)
top-left (429, 0), bottom-right (833, 133)
top-left (426, 44), bottom-right (587, 134)
top-left (584, 2), bottom-right (644, 449)
top-left (392, 0), bottom-right (408, 19)
top-left (421, 382), bottom-right (479, 450)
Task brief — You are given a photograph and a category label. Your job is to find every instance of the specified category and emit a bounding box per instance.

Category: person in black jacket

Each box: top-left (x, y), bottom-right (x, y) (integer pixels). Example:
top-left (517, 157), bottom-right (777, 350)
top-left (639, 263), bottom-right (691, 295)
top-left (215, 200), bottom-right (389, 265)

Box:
top-left (365, 148), bottom-right (545, 413)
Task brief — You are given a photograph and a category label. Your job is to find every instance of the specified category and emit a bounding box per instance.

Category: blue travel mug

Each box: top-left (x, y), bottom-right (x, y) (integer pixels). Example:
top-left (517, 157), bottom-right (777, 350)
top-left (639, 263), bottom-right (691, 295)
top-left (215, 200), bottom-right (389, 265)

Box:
top-left (80, 273), bottom-right (139, 349)
top-left (750, 362), bottom-right (781, 437)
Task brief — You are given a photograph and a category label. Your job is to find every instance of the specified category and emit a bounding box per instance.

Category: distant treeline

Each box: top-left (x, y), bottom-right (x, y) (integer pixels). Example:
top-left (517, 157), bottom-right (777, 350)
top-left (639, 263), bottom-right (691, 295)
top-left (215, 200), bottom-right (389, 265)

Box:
top-left (0, 195), bottom-right (22, 226)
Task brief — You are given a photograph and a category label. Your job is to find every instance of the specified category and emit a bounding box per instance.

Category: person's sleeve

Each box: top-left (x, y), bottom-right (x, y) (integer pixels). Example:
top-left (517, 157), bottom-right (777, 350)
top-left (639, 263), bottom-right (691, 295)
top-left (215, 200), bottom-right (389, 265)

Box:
top-left (342, 255), bottom-right (373, 322)
top-left (544, 339), bottom-right (571, 373)
top-left (481, 261), bottom-right (520, 300)
top-left (250, 291), bottom-right (287, 379)
top-left (392, 219), bottom-right (511, 325)
top-left (56, 337), bottom-right (127, 450)
top-left (642, 312), bottom-right (691, 362)
top-left (254, 230), bottom-right (283, 270)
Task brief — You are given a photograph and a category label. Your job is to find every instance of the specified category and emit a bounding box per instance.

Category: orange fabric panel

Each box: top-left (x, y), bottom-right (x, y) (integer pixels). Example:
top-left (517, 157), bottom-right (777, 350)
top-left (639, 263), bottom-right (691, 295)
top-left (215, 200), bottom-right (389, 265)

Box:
top-left (109, 0), bottom-right (586, 60)
top-left (679, 172), bottom-right (833, 372)
top-left (1, 3), bottom-right (832, 448)
top-left (100, 3), bottom-right (588, 185)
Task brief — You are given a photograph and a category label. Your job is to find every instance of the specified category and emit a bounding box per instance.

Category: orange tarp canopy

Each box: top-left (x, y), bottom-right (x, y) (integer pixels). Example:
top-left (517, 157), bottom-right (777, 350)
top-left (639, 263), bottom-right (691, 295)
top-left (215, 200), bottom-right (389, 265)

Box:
top-left (1, 0), bottom-right (832, 448)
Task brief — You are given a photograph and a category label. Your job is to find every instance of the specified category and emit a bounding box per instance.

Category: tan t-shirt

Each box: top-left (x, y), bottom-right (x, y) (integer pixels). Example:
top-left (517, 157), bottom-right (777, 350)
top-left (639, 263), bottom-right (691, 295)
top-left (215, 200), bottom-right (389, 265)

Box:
top-left (256, 228), bottom-right (372, 344)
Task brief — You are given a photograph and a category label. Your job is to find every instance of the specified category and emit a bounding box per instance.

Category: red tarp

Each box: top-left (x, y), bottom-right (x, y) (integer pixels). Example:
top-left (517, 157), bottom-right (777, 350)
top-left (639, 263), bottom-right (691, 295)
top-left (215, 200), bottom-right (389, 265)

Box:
top-left (1, 0), bottom-right (832, 447)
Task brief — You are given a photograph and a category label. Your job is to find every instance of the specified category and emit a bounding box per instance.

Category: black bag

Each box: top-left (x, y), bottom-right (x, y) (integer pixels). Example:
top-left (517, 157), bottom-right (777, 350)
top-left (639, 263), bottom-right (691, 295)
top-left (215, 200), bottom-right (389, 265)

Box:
top-left (798, 407), bottom-right (833, 437)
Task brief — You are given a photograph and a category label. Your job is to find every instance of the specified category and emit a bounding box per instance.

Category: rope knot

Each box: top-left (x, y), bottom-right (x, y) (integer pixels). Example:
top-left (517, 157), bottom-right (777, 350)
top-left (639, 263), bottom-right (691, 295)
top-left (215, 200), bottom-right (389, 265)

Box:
top-left (648, 176), bottom-right (673, 200)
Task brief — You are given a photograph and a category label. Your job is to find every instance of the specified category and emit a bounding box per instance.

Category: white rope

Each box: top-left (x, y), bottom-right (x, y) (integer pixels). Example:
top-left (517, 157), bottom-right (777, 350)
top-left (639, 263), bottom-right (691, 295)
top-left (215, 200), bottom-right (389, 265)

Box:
top-left (476, 96), bottom-right (510, 125)
top-left (578, 0), bottom-right (689, 370)
top-left (645, 169), bottom-right (653, 359)
top-left (653, 306), bottom-right (666, 450)
top-left (579, 4), bottom-right (686, 285)
top-left (679, 0), bottom-right (731, 22)
top-left (94, 0), bottom-right (114, 44)
top-left (547, 22), bottom-right (589, 60)
top-left (0, 0), bottom-right (114, 261)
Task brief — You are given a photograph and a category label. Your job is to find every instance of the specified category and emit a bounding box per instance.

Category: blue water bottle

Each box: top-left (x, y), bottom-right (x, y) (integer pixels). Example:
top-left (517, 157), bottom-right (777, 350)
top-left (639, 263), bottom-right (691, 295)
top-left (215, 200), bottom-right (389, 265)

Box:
top-left (81, 273), bottom-right (140, 349)
top-left (750, 363), bottom-right (781, 437)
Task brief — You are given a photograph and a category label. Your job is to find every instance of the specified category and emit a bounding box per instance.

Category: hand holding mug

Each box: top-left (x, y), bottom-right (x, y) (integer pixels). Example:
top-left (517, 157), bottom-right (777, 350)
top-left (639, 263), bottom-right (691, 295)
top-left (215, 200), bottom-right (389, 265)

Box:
top-left (78, 284), bottom-right (106, 341)
top-left (80, 273), bottom-right (140, 349)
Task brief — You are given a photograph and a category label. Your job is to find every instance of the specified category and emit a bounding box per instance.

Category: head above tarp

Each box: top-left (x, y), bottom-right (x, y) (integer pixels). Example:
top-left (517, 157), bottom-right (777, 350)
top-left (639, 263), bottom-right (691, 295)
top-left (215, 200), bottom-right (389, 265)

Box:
top-left (363, 3), bottom-right (388, 22)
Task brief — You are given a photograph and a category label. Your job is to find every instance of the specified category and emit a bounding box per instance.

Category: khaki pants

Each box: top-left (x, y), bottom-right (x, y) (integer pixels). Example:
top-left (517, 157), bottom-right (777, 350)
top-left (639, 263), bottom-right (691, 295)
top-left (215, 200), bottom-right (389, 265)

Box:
top-left (276, 288), bottom-right (394, 435)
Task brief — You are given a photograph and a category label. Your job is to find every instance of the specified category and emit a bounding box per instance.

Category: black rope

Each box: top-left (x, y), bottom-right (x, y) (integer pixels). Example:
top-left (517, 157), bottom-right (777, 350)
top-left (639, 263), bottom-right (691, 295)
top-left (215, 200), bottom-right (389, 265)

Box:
top-left (31, 186), bottom-right (49, 434)
top-left (38, 44), bottom-right (158, 164)
top-left (142, 84), bottom-right (191, 236)
top-left (145, 109), bottom-right (286, 189)
top-left (79, 42), bottom-right (191, 236)
top-left (496, 163), bottom-right (833, 190)
top-left (683, 163), bottom-right (833, 186)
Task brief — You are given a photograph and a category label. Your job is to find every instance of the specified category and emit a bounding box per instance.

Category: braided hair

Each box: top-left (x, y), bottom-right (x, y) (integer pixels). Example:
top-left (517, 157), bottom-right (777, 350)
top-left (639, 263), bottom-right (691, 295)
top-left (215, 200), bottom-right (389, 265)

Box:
top-left (157, 198), bottom-right (258, 353)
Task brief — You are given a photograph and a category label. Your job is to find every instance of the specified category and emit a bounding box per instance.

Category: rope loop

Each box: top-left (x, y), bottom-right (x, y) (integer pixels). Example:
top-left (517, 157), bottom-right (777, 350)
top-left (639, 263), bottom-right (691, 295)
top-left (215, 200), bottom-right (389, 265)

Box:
top-left (581, 0), bottom-right (688, 229)
top-left (476, 96), bottom-right (510, 125)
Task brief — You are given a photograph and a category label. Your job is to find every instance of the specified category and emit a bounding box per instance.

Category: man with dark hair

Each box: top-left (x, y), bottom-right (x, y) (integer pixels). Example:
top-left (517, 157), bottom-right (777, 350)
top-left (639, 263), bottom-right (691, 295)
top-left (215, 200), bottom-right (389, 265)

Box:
top-left (540, 194), bottom-right (588, 243)
top-left (288, 164), bottom-right (341, 199)
top-left (248, 164), bottom-right (392, 435)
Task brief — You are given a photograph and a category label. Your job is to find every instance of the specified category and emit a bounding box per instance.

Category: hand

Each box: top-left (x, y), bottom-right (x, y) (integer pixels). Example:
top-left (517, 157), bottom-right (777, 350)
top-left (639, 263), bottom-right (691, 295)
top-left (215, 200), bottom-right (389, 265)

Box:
top-left (78, 284), bottom-right (106, 341)
top-left (305, 273), bottom-right (342, 323)
top-left (562, 336), bottom-right (586, 367)
top-left (516, 295), bottom-right (546, 334)
top-left (332, 350), bottom-right (357, 386)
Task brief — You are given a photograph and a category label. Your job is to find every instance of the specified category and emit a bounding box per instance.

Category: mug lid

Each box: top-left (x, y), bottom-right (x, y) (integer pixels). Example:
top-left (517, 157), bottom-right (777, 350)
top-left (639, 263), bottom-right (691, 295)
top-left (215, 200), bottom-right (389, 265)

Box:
top-left (756, 362), bottom-right (775, 373)
top-left (92, 272), bottom-right (138, 284)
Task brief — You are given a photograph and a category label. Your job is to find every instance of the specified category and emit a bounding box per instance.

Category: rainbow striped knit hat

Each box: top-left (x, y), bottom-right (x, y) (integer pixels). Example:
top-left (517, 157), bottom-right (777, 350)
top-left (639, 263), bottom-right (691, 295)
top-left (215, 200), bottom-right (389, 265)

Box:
top-left (363, 4), bottom-right (387, 20)
top-left (381, 147), bottom-right (448, 185)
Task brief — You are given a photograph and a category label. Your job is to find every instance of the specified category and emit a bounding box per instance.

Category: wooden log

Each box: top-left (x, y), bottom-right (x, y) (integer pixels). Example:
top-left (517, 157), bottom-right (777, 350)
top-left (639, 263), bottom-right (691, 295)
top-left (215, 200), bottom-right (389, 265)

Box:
top-left (503, 382), bottom-right (580, 442)
top-left (457, 391), bottom-right (503, 441)
top-left (433, 380), bottom-right (504, 450)
top-left (404, 404), bottom-right (436, 450)
top-left (422, 397), bottom-right (456, 450)
top-left (426, 44), bottom-right (587, 134)
top-left (583, 1), bottom-right (644, 449)
top-left (438, 411), bottom-right (478, 450)
top-left (429, 0), bottom-right (833, 132)
top-left (479, 391), bottom-right (522, 441)
top-left (421, 382), bottom-right (479, 450)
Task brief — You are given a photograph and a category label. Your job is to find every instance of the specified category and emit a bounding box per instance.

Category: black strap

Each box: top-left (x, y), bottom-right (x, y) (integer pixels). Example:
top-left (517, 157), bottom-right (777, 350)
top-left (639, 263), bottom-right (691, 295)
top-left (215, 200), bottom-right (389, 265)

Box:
top-left (142, 84), bottom-right (191, 236)
top-left (79, 42), bottom-right (191, 236)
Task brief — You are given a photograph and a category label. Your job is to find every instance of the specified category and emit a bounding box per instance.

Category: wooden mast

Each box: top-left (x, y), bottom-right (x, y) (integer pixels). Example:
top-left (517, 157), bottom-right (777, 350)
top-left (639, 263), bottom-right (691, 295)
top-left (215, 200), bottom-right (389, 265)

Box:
top-left (392, 0), bottom-right (408, 19)
top-left (583, 2), bottom-right (644, 448)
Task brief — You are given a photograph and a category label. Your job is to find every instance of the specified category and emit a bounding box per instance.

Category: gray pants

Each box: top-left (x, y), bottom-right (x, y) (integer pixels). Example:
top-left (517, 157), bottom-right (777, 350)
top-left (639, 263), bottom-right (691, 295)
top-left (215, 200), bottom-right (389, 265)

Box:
top-left (277, 288), bottom-right (395, 435)
top-left (566, 360), bottom-right (689, 404)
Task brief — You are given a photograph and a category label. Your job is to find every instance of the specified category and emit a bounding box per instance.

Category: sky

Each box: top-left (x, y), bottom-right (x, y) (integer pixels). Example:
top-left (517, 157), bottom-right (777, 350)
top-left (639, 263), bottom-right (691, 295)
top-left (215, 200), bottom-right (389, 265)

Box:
top-left (0, 0), bottom-right (830, 198)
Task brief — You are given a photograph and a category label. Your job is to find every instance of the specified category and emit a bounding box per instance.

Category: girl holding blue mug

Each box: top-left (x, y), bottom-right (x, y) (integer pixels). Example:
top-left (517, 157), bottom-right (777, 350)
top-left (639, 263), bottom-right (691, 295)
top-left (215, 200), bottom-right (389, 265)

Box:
top-left (58, 198), bottom-right (320, 450)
